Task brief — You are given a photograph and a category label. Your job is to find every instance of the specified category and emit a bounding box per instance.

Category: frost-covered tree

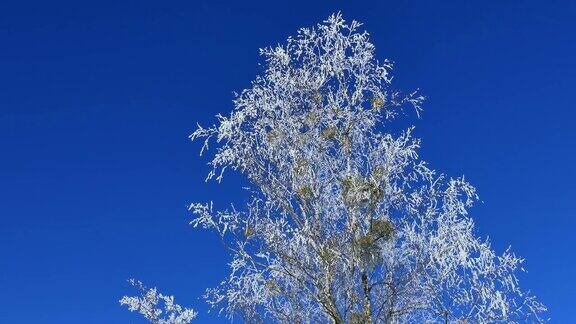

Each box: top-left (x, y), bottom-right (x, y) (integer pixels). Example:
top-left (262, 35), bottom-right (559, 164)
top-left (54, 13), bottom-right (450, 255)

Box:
top-left (120, 279), bottom-right (197, 323)
top-left (125, 13), bottom-right (546, 323)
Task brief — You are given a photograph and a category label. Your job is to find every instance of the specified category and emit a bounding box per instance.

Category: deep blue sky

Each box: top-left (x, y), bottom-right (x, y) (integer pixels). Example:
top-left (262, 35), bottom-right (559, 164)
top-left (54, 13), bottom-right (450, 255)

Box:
top-left (1, 0), bottom-right (574, 322)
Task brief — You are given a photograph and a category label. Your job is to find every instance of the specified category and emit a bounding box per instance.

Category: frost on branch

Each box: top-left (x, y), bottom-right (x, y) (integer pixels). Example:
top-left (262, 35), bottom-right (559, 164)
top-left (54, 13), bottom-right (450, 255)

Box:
top-left (190, 12), bottom-right (546, 323)
top-left (120, 279), bottom-right (197, 324)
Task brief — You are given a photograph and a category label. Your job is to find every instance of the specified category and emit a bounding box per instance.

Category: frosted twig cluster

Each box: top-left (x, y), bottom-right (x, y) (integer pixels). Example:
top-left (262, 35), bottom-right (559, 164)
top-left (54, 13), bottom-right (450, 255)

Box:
top-left (120, 279), bottom-right (197, 324)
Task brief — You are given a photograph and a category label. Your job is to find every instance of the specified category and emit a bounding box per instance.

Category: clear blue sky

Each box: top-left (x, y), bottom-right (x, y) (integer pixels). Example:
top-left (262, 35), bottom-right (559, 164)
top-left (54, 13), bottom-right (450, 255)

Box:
top-left (1, 0), bottom-right (574, 322)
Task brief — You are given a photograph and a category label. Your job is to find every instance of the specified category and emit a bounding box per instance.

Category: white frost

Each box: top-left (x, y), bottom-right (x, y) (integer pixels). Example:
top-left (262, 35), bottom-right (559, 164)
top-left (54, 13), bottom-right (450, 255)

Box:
top-left (189, 13), bottom-right (546, 323)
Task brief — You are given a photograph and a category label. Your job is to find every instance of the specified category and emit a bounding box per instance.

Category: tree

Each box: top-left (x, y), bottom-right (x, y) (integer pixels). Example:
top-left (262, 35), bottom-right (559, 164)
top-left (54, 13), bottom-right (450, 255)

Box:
top-left (120, 279), bottom-right (197, 324)
top-left (125, 13), bottom-right (547, 323)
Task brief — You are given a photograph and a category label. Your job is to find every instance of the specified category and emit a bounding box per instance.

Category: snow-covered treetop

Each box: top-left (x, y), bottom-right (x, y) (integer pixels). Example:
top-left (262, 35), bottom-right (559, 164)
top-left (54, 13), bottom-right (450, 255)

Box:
top-left (186, 13), bottom-right (546, 323)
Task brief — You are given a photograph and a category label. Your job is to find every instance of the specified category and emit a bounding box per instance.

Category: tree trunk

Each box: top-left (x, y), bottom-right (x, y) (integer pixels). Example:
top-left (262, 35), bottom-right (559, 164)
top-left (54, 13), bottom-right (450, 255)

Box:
top-left (361, 271), bottom-right (373, 324)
